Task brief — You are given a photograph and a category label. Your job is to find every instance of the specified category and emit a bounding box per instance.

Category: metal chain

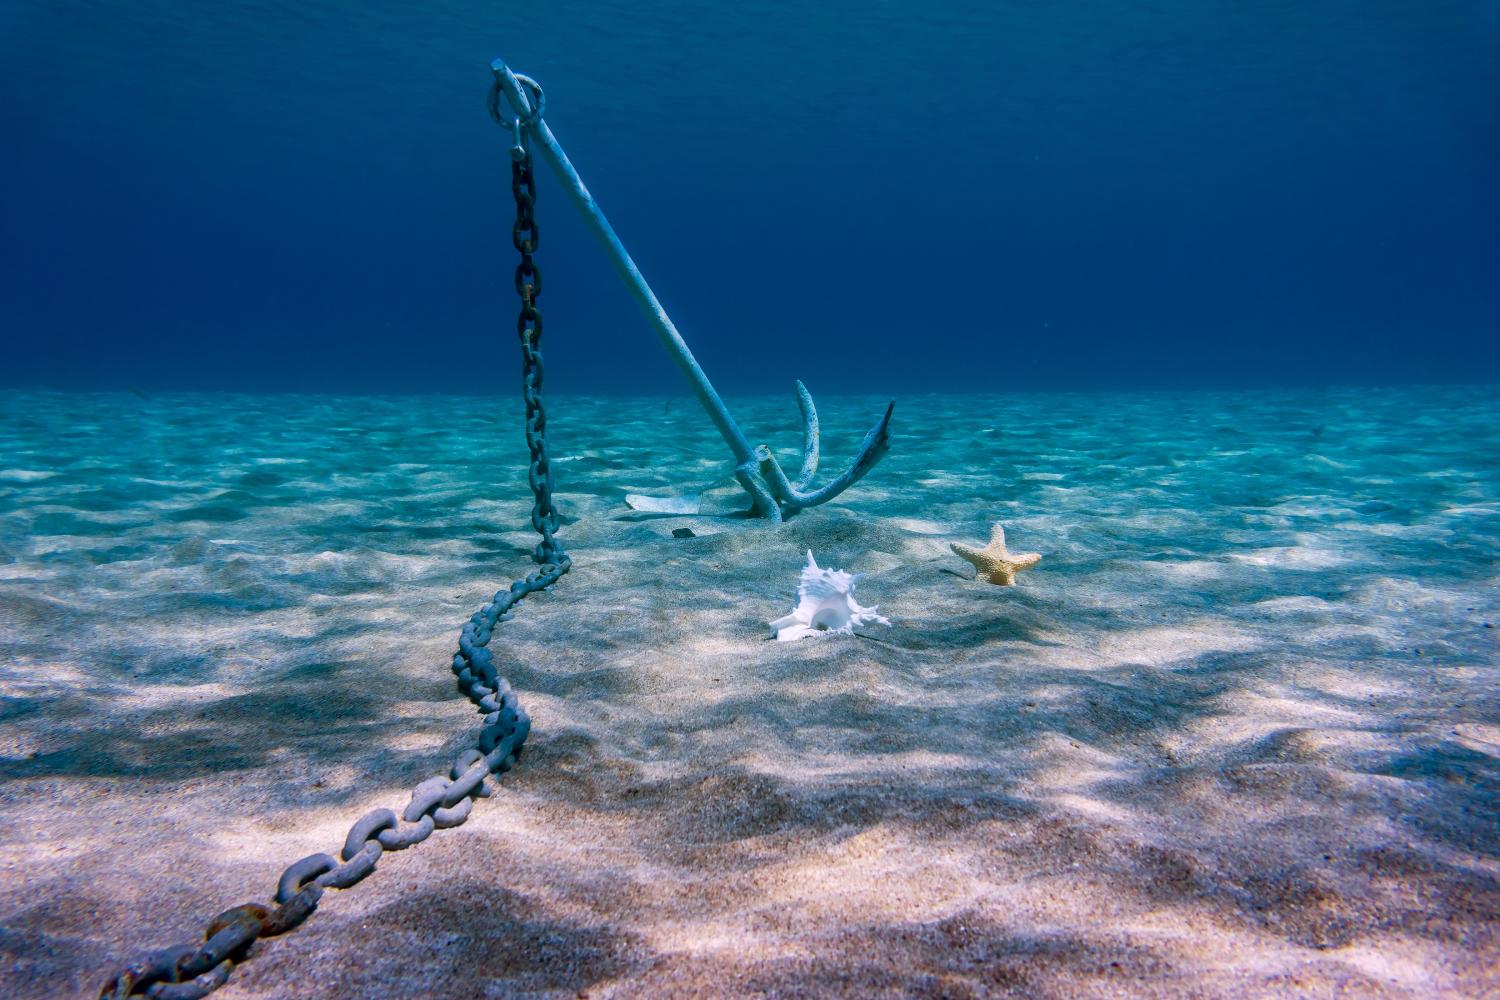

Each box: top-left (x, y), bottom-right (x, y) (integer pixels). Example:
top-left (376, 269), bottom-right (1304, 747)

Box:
top-left (512, 135), bottom-right (565, 570)
top-left (99, 93), bottom-right (567, 1000)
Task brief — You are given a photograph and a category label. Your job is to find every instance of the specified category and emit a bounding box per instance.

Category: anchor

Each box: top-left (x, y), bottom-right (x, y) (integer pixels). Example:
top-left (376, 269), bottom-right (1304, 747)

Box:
top-left (489, 59), bottom-right (894, 521)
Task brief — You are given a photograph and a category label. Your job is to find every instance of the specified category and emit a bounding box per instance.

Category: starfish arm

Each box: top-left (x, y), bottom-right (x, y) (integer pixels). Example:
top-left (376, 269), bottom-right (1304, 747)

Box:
top-left (950, 541), bottom-right (984, 566)
top-left (988, 522), bottom-right (1009, 548)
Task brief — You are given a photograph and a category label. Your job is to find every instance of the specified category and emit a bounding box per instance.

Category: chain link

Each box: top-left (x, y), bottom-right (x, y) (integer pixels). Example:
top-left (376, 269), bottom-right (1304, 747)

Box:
top-left (513, 147), bottom-right (542, 344)
top-left (99, 86), bottom-right (568, 1000)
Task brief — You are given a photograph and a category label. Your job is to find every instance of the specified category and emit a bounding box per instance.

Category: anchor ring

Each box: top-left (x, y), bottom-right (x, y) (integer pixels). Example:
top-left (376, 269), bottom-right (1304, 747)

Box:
top-left (488, 70), bottom-right (545, 128)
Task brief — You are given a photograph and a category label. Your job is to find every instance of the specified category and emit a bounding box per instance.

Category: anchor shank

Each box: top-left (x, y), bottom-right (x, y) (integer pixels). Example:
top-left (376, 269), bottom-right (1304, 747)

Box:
top-left (491, 59), bottom-right (756, 470)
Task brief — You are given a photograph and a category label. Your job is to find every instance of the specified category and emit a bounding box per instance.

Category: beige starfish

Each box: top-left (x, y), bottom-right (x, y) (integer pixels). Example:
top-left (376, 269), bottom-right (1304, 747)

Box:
top-left (950, 522), bottom-right (1041, 585)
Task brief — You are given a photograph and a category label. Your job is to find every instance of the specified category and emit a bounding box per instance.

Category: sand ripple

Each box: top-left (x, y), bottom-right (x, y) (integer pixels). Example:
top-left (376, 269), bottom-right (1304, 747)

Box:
top-left (0, 386), bottom-right (1496, 998)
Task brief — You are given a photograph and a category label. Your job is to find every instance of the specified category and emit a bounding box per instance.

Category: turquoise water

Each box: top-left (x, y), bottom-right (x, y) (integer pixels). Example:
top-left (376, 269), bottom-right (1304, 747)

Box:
top-left (3, 385), bottom-right (1496, 590)
top-left (3, 385), bottom-right (1495, 681)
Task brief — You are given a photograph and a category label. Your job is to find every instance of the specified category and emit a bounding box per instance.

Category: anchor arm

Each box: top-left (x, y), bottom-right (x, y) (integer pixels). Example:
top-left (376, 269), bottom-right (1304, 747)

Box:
top-left (758, 399), bottom-right (894, 511)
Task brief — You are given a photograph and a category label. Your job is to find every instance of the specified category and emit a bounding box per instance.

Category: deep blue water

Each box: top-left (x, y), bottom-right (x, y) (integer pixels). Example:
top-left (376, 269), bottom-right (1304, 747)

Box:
top-left (2, 1), bottom-right (1497, 394)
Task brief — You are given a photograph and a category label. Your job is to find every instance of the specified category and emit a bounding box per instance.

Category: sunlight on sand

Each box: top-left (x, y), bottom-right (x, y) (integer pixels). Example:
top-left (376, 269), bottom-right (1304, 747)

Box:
top-left (0, 386), bottom-right (1496, 997)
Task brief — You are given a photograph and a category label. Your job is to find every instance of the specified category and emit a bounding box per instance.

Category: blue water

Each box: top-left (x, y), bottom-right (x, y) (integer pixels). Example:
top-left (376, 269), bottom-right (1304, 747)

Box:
top-left (3, 1), bottom-right (1498, 393)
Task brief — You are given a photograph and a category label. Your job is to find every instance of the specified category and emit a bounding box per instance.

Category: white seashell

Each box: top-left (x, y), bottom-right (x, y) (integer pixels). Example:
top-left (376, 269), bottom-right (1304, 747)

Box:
top-left (769, 551), bottom-right (891, 641)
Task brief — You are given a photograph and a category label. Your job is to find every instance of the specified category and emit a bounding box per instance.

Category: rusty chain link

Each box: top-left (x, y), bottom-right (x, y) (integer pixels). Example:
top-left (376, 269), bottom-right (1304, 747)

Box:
top-left (99, 84), bottom-right (568, 1000)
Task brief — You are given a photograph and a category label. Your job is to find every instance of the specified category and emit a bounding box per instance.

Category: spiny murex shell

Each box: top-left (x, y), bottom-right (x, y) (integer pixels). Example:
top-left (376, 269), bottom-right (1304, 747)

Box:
top-left (769, 551), bottom-right (890, 641)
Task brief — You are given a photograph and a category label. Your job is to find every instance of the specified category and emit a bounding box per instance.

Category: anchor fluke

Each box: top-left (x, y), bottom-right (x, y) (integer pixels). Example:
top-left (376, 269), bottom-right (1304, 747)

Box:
top-left (792, 379), bottom-right (821, 491)
top-left (758, 392), bottom-right (894, 514)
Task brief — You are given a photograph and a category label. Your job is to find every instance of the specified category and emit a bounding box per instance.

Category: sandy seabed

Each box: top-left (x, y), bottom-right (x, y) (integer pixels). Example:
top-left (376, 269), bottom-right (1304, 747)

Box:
top-left (1, 386), bottom-right (1497, 998)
